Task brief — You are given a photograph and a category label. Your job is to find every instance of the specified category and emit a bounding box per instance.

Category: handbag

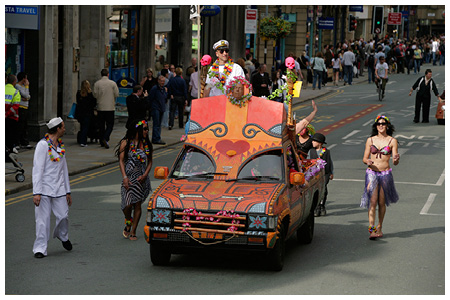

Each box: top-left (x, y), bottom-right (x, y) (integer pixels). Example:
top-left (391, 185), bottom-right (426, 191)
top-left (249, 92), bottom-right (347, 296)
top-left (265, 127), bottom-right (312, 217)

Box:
top-left (68, 103), bottom-right (77, 119)
top-left (184, 105), bottom-right (191, 113)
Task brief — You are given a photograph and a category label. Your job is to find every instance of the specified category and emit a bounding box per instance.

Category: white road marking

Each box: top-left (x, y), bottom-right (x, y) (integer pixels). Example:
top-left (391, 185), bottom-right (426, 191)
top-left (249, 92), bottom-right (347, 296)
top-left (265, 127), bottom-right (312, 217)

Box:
top-left (420, 193), bottom-right (444, 216)
top-left (326, 144), bottom-right (337, 150)
top-left (342, 130), bottom-right (361, 139)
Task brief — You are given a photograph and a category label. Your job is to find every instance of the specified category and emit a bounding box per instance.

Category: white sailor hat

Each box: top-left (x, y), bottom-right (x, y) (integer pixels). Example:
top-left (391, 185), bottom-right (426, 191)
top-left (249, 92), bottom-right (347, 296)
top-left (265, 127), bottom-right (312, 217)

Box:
top-left (213, 40), bottom-right (229, 51)
top-left (46, 117), bottom-right (63, 129)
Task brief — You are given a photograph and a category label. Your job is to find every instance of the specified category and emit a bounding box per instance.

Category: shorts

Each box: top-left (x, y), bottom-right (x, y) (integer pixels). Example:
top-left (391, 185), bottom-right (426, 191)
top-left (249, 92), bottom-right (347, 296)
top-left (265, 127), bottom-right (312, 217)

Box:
top-left (360, 168), bottom-right (399, 209)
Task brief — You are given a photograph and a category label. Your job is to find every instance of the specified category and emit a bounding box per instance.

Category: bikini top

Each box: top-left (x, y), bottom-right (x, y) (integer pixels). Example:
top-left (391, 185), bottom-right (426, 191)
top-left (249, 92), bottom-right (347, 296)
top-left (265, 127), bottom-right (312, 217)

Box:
top-left (370, 137), bottom-right (392, 159)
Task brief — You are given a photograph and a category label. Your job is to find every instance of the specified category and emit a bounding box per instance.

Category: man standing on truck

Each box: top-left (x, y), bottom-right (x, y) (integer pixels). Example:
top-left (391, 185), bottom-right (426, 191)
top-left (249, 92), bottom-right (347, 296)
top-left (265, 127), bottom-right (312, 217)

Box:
top-left (204, 40), bottom-right (245, 97)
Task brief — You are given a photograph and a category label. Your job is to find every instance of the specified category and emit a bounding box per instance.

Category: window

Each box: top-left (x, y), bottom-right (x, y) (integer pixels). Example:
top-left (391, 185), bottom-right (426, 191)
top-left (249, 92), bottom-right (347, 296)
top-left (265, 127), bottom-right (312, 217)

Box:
top-left (172, 147), bottom-right (215, 178)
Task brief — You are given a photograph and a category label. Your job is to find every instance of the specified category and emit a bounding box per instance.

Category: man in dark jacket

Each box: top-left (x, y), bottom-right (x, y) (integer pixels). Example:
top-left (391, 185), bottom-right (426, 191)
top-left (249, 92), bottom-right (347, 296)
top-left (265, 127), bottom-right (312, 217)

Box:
top-left (251, 64), bottom-right (271, 97)
top-left (167, 67), bottom-right (188, 130)
top-left (149, 76), bottom-right (168, 144)
top-left (308, 133), bottom-right (333, 217)
top-left (409, 69), bottom-right (442, 123)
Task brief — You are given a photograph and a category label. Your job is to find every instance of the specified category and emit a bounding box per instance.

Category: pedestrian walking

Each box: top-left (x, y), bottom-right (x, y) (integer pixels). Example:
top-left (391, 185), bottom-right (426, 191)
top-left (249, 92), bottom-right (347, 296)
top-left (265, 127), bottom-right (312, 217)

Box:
top-left (167, 67), bottom-right (188, 130)
top-left (76, 80), bottom-right (97, 147)
top-left (93, 68), bottom-right (119, 149)
top-left (311, 52), bottom-right (326, 90)
top-left (342, 48), bottom-right (356, 85)
top-left (15, 72), bottom-right (32, 148)
top-left (5, 74), bottom-right (21, 151)
top-left (116, 119), bottom-right (153, 241)
top-left (149, 75), bottom-right (168, 144)
top-left (409, 69), bottom-right (442, 123)
top-left (32, 117), bottom-right (73, 258)
top-left (361, 115), bottom-right (400, 240)
top-left (308, 132), bottom-right (333, 217)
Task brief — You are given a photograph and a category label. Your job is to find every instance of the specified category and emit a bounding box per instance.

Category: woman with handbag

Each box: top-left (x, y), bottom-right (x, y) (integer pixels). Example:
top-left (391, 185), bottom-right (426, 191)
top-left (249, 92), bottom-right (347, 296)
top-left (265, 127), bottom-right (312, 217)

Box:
top-left (76, 80), bottom-right (97, 147)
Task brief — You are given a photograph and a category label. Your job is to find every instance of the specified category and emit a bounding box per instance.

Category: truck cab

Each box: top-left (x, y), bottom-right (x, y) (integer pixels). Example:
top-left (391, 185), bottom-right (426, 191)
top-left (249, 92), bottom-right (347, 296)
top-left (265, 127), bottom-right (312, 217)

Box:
top-left (144, 94), bottom-right (325, 271)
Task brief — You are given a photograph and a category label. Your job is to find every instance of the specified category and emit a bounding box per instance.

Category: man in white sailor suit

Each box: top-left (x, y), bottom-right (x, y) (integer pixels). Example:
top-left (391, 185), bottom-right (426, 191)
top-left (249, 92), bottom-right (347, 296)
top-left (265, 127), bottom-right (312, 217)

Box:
top-left (32, 117), bottom-right (73, 258)
top-left (204, 39), bottom-right (245, 97)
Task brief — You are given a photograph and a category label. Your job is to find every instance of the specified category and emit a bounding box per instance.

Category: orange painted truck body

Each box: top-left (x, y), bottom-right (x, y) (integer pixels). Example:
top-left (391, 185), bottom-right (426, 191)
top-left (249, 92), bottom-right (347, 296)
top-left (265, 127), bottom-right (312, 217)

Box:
top-left (144, 95), bottom-right (325, 270)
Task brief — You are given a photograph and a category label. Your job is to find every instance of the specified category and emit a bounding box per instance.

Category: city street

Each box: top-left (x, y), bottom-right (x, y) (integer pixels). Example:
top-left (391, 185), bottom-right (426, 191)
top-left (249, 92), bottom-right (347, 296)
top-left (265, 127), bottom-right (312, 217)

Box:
top-left (4, 66), bottom-right (445, 294)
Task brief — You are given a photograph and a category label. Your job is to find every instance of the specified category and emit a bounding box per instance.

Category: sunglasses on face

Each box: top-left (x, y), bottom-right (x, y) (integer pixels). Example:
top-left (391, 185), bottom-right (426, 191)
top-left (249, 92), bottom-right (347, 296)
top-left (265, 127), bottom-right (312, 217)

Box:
top-left (376, 122), bottom-right (387, 126)
top-left (218, 49), bottom-right (230, 54)
top-left (143, 127), bottom-right (149, 131)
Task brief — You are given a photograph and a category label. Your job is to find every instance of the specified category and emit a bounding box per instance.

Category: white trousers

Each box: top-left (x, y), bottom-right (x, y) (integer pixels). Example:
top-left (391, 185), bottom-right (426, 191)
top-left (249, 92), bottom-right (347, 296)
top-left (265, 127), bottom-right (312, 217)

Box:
top-left (33, 195), bottom-right (69, 255)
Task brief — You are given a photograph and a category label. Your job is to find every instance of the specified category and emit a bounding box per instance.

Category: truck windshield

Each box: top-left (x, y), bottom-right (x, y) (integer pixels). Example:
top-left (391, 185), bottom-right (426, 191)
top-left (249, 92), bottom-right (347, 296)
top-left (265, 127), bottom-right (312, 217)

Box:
top-left (236, 150), bottom-right (283, 181)
top-left (172, 147), bottom-right (216, 178)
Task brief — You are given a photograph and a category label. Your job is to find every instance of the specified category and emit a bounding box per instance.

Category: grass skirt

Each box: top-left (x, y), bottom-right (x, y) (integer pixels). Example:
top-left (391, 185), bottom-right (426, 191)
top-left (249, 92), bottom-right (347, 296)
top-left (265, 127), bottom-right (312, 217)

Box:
top-left (360, 168), bottom-right (399, 209)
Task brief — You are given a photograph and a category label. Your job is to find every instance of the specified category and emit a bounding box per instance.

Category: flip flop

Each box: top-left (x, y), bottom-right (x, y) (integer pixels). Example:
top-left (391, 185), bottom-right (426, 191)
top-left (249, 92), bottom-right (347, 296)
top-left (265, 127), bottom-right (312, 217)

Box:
top-left (123, 226), bottom-right (131, 239)
top-left (129, 234), bottom-right (138, 241)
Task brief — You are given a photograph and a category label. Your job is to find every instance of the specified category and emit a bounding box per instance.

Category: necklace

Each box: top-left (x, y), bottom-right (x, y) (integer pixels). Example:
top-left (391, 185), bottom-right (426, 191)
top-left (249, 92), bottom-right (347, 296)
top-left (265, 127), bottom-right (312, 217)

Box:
top-left (210, 58), bottom-right (234, 86)
top-left (318, 147), bottom-right (327, 158)
top-left (130, 140), bottom-right (150, 163)
top-left (45, 133), bottom-right (65, 162)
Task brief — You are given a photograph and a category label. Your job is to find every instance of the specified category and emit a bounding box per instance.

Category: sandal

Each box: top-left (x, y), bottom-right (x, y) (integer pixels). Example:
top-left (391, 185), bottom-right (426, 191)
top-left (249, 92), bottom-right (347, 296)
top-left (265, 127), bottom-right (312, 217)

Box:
top-left (123, 218), bottom-right (133, 238)
top-left (129, 234), bottom-right (138, 241)
top-left (368, 226), bottom-right (378, 240)
top-left (376, 225), bottom-right (383, 238)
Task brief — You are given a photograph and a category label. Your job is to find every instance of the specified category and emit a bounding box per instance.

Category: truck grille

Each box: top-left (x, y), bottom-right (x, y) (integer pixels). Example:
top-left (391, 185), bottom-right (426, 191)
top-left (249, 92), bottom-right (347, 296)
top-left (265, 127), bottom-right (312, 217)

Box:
top-left (173, 210), bottom-right (247, 235)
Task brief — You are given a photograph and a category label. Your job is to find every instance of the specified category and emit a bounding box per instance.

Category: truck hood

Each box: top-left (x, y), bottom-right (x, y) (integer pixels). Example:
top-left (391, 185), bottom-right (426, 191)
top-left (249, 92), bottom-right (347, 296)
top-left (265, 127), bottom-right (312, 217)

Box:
top-left (151, 179), bottom-right (284, 214)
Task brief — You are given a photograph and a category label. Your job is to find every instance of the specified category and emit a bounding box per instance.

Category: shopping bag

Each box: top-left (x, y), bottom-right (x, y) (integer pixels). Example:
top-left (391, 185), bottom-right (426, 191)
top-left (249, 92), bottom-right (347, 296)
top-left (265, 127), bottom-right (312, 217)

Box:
top-left (68, 103), bottom-right (77, 119)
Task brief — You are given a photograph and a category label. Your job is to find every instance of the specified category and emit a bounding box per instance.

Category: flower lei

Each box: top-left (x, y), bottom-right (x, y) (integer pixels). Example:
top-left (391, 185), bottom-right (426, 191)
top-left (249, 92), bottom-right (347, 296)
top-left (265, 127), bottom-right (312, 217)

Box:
top-left (225, 76), bottom-right (253, 107)
top-left (45, 133), bottom-right (65, 162)
top-left (207, 58), bottom-right (234, 93)
top-left (181, 208), bottom-right (241, 232)
top-left (318, 147), bottom-right (327, 158)
top-left (130, 140), bottom-right (150, 163)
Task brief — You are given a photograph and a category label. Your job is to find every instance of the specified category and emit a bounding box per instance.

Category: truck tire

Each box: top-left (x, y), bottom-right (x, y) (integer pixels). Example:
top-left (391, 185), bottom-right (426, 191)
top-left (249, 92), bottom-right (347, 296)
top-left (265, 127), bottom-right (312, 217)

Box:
top-left (266, 224), bottom-right (285, 271)
top-left (150, 243), bottom-right (171, 266)
top-left (297, 212), bottom-right (314, 244)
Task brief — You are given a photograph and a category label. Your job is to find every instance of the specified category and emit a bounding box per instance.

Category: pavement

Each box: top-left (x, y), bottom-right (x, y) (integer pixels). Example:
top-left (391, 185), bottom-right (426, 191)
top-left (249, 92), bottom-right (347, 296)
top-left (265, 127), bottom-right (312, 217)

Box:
top-left (4, 73), bottom-right (370, 195)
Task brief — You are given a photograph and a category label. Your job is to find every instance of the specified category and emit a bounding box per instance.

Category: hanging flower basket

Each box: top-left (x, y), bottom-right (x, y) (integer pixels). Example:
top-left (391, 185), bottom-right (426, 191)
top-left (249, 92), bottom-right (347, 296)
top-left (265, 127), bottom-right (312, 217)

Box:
top-left (259, 17), bottom-right (292, 40)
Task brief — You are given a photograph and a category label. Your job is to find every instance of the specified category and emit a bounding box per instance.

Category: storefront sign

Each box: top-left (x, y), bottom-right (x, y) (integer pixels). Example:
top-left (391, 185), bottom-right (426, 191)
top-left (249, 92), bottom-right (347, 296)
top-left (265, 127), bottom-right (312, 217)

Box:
top-left (155, 9), bottom-right (172, 33)
top-left (349, 6), bottom-right (364, 12)
top-left (245, 9), bottom-right (257, 34)
top-left (5, 5), bottom-right (40, 30)
top-left (200, 5), bottom-right (221, 17)
top-left (318, 17), bottom-right (334, 30)
top-left (387, 12), bottom-right (402, 25)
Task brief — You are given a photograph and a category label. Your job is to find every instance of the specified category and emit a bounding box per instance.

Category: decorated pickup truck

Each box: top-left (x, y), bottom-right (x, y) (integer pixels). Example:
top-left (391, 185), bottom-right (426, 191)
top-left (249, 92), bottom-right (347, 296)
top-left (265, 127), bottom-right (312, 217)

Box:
top-left (144, 80), bottom-right (325, 271)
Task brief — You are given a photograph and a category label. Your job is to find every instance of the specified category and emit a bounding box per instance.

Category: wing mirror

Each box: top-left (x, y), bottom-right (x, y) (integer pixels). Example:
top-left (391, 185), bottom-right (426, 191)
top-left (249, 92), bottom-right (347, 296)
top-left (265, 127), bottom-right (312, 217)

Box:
top-left (154, 166), bottom-right (169, 179)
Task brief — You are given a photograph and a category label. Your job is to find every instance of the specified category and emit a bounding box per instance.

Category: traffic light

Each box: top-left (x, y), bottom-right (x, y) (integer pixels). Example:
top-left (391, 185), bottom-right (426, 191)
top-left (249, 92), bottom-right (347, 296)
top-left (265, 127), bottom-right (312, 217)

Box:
top-left (373, 6), bottom-right (384, 34)
top-left (349, 14), bottom-right (357, 32)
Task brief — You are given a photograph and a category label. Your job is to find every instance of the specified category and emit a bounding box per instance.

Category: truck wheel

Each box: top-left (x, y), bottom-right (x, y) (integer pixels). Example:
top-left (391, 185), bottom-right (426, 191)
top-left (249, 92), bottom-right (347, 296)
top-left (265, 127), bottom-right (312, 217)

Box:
top-left (150, 243), bottom-right (171, 266)
top-left (297, 212), bottom-right (314, 244)
top-left (266, 224), bottom-right (285, 271)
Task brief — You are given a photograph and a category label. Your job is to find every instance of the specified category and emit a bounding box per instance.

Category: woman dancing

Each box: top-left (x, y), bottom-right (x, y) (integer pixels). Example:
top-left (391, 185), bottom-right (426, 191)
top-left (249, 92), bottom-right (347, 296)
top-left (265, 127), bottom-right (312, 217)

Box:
top-left (361, 115), bottom-right (400, 239)
top-left (116, 119), bottom-right (153, 240)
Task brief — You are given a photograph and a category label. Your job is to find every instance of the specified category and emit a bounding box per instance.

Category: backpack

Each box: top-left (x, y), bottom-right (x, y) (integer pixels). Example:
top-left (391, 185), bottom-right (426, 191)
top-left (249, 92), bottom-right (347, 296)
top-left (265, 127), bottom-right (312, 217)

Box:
top-left (368, 55), bottom-right (375, 67)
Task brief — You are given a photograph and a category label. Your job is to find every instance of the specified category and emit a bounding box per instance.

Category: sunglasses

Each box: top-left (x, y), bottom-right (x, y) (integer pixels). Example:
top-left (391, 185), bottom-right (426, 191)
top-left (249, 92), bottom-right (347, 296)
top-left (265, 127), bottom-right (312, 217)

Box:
top-left (143, 127), bottom-right (149, 131)
top-left (218, 49), bottom-right (230, 54)
top-left (376, 122), bottom-right (387, 126)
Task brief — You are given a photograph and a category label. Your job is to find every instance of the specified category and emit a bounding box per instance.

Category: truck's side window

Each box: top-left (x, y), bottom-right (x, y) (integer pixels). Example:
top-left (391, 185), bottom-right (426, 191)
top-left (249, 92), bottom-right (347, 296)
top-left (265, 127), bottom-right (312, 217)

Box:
top-left (172, 147), bottom-right (215, 177)
top-left (286, 144), bottom-right (299, 173)
top-left (238, 150), bottom-right (283, 180)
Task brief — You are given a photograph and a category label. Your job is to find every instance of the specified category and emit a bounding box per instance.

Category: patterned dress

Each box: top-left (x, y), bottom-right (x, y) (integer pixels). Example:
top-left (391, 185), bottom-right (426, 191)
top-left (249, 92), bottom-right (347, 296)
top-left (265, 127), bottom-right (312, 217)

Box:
top-left (121, 148), bottom-right (152, 210)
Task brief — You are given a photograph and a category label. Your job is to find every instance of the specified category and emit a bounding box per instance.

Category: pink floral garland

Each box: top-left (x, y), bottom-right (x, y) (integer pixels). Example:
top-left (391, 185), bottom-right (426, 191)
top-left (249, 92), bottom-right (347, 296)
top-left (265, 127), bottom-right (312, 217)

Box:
top-left (182, 208), bottom-right (241, 232)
